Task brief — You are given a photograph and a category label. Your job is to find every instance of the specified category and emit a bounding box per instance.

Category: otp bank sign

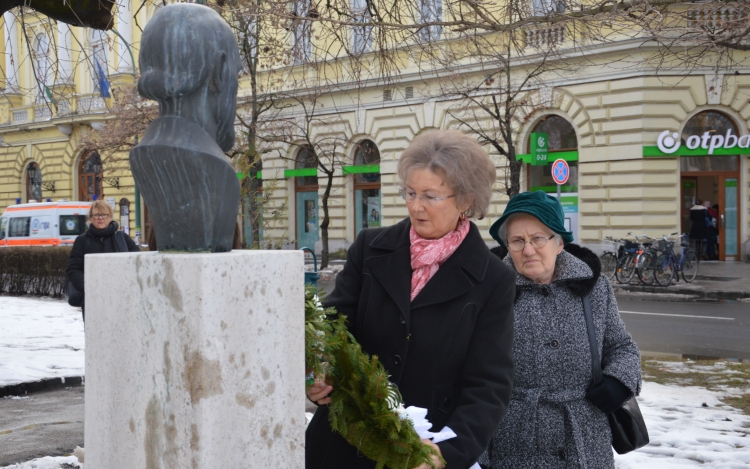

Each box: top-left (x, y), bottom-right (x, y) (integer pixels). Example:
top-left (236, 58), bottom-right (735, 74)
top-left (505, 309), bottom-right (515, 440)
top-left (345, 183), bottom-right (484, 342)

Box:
top-left (656, 129), bottom-right (750, 155)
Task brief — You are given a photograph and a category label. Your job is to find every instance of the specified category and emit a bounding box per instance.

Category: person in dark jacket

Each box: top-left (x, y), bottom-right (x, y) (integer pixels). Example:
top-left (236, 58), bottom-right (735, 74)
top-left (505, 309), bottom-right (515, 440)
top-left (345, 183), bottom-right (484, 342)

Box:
top-left (479, 191), bottom-right (642, 469)
top-left (689, 199), bottom-right (710, 259)
top-left (306, 130), bottom-right (516, 469)
top-left (66, 199), bottom-right (140, 321)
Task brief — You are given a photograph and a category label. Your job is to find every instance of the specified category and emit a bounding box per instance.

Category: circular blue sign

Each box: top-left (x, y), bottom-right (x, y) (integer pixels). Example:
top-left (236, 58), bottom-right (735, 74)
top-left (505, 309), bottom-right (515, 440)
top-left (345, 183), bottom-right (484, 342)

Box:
top-left (551, 159), bottom-right (569, 185)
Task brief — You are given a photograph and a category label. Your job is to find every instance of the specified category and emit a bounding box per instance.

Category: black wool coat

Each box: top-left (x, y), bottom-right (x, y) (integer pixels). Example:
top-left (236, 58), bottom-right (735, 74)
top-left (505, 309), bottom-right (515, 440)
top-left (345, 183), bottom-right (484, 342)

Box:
top-left (66, 221), bottom-right (140, 293)
top-left (306, 218), bottom-right (516, 469)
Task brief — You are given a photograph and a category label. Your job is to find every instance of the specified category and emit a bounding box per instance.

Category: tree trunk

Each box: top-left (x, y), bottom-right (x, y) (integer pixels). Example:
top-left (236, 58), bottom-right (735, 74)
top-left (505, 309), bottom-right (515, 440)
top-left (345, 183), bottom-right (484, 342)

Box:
top-left (318, 170), bottom-right (334, 269)
top-left (507, 147), bottom-right (522, 199)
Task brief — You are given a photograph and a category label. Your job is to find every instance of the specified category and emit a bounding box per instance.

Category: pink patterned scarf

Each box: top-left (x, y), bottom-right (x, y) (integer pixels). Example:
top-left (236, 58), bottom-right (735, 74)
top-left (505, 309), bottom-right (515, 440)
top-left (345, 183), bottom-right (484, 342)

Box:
top-left (409, 217), bottom-right (470, 301)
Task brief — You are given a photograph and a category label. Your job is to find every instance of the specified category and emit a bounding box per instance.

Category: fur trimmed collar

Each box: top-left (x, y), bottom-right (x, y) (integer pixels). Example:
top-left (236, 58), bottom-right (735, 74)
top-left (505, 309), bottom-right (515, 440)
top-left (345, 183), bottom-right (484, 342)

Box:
top-left (490, 243), bottom-right (601, 298)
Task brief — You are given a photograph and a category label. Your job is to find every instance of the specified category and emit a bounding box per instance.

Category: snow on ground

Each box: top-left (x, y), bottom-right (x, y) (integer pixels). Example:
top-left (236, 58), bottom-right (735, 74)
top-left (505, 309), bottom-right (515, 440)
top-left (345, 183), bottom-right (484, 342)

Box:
top-left (2, 295), bottom-right (750, 468)
top-left (0, 295), bottom-right (84, 387)
top-left (617, 381), bottom-right (750, 468)
top-left (0, 456), bottom-right (80, 469)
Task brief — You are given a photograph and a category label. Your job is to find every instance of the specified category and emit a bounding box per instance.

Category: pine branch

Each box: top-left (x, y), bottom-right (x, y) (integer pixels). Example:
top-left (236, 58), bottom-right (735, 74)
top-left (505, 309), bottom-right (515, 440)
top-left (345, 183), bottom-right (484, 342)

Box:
top-left (304, 286), bottom-right (442, 469)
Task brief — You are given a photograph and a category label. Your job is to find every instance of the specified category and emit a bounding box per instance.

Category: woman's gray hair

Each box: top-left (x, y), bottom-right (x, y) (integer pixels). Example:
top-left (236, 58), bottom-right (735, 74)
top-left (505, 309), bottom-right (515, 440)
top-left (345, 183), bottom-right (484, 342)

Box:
top-left (497, 213), bottom-right (563, 247)
top-left (397, 129), bottom-right (496, 219)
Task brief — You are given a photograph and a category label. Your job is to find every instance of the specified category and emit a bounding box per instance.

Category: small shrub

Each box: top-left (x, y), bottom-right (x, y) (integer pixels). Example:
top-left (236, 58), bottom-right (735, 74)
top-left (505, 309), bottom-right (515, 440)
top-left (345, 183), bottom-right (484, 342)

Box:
top-left (0, 247), bottom-right (71, 297)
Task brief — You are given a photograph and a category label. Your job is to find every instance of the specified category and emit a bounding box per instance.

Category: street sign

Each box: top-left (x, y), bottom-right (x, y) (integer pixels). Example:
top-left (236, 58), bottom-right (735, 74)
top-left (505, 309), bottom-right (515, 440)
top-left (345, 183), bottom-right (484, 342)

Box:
top-left (551, 158), bottom-right (569, 185)
top-left (530, 132), bottom-right (548, 166)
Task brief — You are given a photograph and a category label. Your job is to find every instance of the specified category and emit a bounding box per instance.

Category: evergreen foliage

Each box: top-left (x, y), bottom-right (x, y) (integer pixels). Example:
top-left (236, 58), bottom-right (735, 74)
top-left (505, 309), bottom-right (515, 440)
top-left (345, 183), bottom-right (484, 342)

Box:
top-left (304, 286), bottom-right (442, 469)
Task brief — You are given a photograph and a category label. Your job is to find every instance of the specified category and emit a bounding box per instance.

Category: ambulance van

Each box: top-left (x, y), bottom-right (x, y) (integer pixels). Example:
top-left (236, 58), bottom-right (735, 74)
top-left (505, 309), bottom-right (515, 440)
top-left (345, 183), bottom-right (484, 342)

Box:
top-left (0, 201), bottom-right (92, 247)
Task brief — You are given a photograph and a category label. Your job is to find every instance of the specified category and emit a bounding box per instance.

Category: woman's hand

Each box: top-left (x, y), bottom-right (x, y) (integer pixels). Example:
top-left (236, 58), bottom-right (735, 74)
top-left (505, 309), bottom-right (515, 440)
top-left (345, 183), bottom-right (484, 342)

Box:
top-left (307, 380), bottom-right (333, 405)
top-left (412, 439), bottom-right (445, 469)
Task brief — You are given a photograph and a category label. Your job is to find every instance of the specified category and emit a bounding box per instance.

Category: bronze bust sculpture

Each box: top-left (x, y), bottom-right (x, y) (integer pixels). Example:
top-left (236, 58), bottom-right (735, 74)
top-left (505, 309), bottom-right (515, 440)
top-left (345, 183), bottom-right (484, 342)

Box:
top-left (130, 3), bottom-right (241, 252)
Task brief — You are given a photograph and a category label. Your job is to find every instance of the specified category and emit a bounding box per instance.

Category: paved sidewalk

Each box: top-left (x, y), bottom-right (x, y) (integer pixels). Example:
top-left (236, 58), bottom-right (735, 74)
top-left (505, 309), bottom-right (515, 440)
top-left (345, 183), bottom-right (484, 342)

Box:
top-left (614, 260), bottom-right (750, 301)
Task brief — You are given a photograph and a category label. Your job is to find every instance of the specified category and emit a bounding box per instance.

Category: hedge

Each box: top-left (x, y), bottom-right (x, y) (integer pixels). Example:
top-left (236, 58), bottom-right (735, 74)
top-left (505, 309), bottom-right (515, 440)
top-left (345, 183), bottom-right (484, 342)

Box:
top-left (0, 247), bottom-right (71, 297)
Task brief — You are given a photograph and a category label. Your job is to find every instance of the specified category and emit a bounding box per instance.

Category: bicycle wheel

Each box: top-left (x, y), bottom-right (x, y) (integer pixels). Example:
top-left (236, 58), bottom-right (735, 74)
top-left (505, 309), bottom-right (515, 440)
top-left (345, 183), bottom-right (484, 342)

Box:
top-left (600, 252), bottom-right (617, 280)
top-left (637, 252), bottom-right (656, 285)
top-left (681, 250), bottom-right (699, 283)
top-left (654, 254), bottom-right (674, 286)
top-left (616, 254), bottom-right (637, 284)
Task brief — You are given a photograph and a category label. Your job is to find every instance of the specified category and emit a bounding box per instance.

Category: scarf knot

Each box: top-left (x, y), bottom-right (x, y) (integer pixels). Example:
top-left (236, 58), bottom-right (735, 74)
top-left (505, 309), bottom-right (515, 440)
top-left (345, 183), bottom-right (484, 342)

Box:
top-left (409, 218), bottom-right (470, 301)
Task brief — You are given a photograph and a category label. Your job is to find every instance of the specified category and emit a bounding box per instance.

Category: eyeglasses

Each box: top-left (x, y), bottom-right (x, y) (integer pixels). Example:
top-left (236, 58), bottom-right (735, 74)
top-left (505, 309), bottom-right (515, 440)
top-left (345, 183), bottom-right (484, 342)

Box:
top-left (507, 235), bottom-right (556, 252)
top-left (399, 188), bottom-right (455, 206)
top-left (91, 213), bottom-right (110, 219)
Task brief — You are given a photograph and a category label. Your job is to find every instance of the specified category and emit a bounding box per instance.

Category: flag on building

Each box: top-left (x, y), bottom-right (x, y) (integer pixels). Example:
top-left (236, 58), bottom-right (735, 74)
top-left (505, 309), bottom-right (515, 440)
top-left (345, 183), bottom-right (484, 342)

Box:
top-left (95, 58), bottom-right (111, 98)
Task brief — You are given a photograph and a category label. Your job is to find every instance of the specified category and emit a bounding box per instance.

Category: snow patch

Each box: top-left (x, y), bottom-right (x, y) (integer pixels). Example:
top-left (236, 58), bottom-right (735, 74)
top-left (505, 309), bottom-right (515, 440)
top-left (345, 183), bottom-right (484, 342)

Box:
top-left (0, 295), bottom-right (84, 387)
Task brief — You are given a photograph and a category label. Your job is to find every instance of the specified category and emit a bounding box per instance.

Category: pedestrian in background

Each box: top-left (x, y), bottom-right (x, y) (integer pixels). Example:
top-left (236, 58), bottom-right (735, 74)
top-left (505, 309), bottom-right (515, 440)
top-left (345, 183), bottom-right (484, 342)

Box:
top-left (689, 199), bottom-right (710, 259)
top-left (704, 201), bottom-right (718, 260)
top-left (479, 191), bottom-right (642, 468)
top-left (66, 200), bottom-right (140, 321)
top-left (306, 130), bottom-right (516, 469)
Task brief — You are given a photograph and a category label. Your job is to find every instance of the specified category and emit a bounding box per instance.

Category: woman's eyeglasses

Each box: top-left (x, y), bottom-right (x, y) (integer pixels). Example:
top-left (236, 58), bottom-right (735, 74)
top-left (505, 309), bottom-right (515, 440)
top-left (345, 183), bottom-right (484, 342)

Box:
top-left (91, 213), bottom-right (110, 219)
top-left (507, 235), bottom-right (556, 252)
top-left (399, 188), bottom-right (455, 206)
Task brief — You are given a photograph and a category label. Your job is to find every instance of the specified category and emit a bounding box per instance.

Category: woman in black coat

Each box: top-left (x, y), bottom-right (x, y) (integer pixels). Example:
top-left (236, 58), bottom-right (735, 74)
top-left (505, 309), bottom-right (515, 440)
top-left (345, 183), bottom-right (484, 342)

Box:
top-left (306, 130), bottom-right (516, 469)
top-left (66, 200), bottom-right (140, 321)
top-left (689, 199), bottom-right (710, 258)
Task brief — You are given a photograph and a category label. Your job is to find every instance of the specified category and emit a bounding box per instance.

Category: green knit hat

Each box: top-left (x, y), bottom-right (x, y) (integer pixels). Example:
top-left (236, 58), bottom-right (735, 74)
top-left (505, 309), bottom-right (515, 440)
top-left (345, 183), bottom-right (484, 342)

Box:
top-left (489, 191), bottom-right (574, 247)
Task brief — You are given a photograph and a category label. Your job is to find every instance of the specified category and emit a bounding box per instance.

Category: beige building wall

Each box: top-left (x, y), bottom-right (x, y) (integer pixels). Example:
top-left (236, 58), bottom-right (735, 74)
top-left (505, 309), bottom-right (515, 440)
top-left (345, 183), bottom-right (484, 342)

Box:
top-left (261, 71), bottom-right (750, 260)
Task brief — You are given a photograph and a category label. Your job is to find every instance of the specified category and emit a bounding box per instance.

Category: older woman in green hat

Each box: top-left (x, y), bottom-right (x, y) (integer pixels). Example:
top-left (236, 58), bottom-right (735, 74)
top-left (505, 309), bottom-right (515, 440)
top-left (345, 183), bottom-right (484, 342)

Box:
top-left (478, 191), bottom-right (642, 469)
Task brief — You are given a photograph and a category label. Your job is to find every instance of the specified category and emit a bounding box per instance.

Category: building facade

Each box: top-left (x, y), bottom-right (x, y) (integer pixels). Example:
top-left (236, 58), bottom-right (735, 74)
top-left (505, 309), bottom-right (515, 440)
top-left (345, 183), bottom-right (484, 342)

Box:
top-left (2, 3), bottom-right (749, 260)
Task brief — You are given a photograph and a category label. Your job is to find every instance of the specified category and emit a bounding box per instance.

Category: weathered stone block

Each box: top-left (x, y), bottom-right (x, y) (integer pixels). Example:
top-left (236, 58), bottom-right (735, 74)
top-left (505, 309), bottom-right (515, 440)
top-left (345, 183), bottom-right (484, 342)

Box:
top-left (85, 251), bottom-right (304, 469)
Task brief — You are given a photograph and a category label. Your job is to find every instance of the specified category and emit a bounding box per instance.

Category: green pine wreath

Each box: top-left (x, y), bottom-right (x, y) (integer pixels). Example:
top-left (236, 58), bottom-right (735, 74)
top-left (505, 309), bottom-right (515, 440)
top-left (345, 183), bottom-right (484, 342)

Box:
top-left (305, 286), bottom-right (442, 469)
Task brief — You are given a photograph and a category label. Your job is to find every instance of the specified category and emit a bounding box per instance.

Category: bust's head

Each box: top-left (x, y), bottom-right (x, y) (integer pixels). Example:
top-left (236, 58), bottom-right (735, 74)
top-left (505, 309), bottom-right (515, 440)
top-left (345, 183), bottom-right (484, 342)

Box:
top-left (138, 4), bottom-right (240, 151)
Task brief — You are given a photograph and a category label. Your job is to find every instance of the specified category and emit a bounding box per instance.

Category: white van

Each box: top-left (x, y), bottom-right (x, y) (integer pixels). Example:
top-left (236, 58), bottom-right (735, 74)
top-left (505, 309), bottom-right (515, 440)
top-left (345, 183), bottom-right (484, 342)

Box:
top-left (0, 201), bottom-right (92, 247)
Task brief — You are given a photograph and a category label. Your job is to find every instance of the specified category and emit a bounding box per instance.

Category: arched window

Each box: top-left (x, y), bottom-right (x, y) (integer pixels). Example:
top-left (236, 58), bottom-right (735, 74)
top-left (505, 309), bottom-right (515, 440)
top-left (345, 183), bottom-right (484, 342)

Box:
top-left (26, 162), bottom-right (43, 202)
top-left (528, 115), bottom-right (578, 193)
top-left (78, 151), bottom-right (104, 201)
top-left (90, 29), bottom-right (109, 93)
top-left (681, 111), bottom-right (738, 172)
top-left (294, 146), bottom-right (319, 248)
top-left (353, 140), bottom-right (381, 233)
top-left (33, 33), bottom-right (52, 103)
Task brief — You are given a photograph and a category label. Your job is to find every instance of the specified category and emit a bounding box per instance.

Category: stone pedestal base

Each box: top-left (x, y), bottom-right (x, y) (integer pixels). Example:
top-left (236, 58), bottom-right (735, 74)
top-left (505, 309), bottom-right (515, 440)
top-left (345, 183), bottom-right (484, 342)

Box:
top-left (84, 251), bottom-right (304, 468)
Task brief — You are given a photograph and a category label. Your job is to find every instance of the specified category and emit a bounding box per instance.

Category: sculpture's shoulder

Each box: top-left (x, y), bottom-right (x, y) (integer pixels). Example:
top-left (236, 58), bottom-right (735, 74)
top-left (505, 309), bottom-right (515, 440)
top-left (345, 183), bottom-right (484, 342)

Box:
top-left (135, 116), bottom-right (226, 159)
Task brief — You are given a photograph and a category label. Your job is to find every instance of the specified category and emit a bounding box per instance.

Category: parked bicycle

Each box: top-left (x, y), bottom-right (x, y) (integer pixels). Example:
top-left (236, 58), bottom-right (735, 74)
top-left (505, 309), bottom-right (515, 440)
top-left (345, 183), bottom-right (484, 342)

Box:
top-left (615, 233), bottom-right (642, 284)
top-left (653, 233), bottom-right (699, 286)
top-left (600, 237), bottom-right (620, 280)
top-left (635, 235), bottom-right (659, 286)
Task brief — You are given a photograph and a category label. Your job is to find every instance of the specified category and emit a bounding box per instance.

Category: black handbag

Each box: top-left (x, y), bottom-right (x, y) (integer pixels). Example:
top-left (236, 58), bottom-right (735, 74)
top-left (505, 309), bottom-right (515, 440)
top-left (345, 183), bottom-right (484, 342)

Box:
top-left (582, 295), bottom-right (649, 454)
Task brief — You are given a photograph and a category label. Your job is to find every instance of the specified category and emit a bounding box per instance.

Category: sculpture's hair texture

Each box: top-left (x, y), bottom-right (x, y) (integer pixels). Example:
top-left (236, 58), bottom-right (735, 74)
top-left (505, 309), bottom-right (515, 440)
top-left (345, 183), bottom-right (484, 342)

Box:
top-left (138, 4), bottom-right (240, 101)
top-left (397, 129), bottom-right (497, 219)
top-left (88, 199), bottom-right (113, 220)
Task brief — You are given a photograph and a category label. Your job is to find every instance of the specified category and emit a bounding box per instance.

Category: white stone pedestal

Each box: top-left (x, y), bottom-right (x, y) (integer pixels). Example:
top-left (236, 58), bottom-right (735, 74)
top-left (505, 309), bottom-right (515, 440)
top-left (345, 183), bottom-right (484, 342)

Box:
top-left (84, 251), bottom-right (304, 468)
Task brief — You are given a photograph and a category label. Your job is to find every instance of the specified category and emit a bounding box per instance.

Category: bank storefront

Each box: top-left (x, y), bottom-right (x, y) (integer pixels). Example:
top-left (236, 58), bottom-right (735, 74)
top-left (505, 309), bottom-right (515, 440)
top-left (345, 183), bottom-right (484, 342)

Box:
top-left (646, 110), bottom-right (745, 261)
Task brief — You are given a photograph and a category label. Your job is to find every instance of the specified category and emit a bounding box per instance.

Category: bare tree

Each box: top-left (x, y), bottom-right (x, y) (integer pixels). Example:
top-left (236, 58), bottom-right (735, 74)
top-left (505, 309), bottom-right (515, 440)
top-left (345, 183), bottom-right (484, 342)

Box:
top-left (262, 90), bottom-right (352, 268)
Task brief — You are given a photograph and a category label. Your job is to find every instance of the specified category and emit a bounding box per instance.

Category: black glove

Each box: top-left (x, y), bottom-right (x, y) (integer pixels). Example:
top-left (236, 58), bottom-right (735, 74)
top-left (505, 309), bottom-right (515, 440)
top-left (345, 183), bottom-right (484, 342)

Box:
top-left (585, 375), bottom-right (632, 414)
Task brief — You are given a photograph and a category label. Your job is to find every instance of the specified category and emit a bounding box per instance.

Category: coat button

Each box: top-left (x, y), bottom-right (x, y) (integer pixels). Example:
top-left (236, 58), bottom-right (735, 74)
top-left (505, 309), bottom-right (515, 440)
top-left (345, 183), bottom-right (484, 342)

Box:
top-left (549, 339), bottom-right (560, 348)
top-left (400, 315), bottom-right (406, 325)
top-left (443, 397), bottom-right (453, 408)
top-left (392, 355), bottom-right (401, 365)
top-left (558, 449), bottom-right (566, 461)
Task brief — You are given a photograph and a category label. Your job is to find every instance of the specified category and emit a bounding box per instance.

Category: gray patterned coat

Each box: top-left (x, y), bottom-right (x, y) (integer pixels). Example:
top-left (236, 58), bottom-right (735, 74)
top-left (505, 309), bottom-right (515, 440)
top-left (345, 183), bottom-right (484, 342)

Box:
top-left (478, 244), bottom-right (641, 468)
